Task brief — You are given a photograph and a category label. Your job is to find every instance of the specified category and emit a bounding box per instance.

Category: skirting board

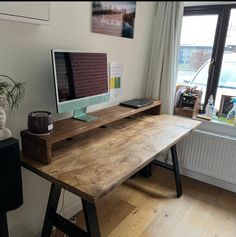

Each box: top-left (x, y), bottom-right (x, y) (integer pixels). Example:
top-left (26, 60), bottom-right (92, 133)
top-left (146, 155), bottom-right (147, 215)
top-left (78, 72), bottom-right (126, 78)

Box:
top-left (22, 199), bottom-right (82, 237)
top-left (155, 154), bottom-right (236, 193)
top-left (180, 167), bottom-right (236, 193)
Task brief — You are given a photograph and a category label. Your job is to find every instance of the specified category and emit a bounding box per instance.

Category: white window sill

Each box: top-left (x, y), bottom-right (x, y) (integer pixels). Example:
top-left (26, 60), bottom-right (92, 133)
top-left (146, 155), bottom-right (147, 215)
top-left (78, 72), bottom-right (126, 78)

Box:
top-left (193, 116), bottom-right (236, 139)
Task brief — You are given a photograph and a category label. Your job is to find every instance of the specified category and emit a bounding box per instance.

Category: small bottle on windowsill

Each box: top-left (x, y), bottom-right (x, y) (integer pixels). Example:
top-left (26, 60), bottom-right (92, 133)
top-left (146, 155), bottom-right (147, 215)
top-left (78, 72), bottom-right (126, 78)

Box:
top-left (205, 95), bottom-right (214, 118)
top-left (199, 104), bottom-right (204, 114)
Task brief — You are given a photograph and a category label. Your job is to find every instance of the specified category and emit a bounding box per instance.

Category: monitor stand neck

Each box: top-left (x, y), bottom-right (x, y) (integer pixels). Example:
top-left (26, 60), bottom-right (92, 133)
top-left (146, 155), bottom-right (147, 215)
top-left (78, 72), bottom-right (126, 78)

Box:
top-left (73, 107), bottom-right (97, 122)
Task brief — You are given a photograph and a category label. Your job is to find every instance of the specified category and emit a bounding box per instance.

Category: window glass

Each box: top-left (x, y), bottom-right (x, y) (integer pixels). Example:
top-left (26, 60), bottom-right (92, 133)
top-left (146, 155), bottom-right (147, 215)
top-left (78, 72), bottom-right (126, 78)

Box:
top-left (190, 61), bottom-right (210, 86)
top-left (177, 14), bottom-right (218, 104)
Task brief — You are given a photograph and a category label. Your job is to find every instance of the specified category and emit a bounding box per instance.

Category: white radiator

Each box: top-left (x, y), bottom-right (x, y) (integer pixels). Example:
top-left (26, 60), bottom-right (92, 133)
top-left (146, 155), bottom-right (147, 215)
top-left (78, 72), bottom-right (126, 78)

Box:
top-left (177, 129), bottom-right (236, 185)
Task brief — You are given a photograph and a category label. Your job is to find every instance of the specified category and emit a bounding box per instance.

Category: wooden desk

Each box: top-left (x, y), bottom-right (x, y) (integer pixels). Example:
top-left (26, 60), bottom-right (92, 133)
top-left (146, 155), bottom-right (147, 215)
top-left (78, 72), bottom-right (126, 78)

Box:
top-left (21, 106), bottom-right (200, 237)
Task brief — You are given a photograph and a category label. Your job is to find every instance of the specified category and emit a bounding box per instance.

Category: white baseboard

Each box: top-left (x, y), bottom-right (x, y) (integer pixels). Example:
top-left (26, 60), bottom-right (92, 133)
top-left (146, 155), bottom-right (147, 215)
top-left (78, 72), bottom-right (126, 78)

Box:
top-left (22, 199), bottom-right (82, 237)
top-left (180, 167), bottom-right (236, 193)
top-left (156, 156), bottom-right (236, 193)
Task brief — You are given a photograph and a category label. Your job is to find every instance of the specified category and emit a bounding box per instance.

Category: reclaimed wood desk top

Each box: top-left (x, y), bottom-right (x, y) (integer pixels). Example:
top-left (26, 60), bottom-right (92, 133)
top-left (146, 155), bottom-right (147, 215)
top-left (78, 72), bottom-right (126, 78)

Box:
top-left (21, 114), bottom-right (201, 203)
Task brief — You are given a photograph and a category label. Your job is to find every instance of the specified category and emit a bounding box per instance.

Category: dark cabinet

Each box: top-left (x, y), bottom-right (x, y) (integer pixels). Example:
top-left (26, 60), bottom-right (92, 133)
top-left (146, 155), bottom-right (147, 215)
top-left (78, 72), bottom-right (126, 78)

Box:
top-left (0, 138), bottom-right (23, 237)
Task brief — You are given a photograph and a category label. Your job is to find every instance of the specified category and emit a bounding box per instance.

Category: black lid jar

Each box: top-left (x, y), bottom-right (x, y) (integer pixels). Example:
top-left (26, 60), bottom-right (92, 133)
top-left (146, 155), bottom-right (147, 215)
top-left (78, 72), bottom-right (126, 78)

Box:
top-left (27, 111), bottom-right (53, 135)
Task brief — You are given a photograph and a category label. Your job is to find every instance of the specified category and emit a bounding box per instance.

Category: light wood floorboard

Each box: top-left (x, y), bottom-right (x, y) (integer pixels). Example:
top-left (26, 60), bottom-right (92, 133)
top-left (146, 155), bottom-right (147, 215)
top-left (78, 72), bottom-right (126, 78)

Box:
top-left (54, 165), bottom-right (236, 237)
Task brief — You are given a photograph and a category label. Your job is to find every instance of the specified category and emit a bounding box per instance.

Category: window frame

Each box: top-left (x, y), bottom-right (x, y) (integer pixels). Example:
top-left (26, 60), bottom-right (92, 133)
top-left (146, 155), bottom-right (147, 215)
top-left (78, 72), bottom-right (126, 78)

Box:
top-left (183, 4), bottom-right (236, 108)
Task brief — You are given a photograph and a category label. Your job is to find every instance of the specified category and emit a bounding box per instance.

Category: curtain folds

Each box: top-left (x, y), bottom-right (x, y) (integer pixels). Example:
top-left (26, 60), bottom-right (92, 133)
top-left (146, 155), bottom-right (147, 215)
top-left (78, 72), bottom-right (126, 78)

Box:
top-left (144, 2), bottom-right (184, 114)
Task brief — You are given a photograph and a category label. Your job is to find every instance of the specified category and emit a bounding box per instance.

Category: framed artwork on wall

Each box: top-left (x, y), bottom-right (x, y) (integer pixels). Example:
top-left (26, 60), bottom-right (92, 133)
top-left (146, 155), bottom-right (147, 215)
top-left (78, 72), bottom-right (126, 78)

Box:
top-left (218, 95), bottom-right (234, 117)
top-left (91, 1), bottom-right (136, 39)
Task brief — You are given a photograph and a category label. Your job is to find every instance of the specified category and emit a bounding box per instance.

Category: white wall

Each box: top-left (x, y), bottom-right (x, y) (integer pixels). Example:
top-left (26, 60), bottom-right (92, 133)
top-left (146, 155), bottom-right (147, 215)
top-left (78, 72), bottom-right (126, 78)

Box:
top-left (0, 2), bottom-right (156, 236)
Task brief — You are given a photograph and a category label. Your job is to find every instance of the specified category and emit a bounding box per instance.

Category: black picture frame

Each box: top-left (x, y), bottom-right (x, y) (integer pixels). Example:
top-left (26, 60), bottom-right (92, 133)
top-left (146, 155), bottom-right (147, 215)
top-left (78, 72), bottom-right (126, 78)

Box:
top-left (218, 95), bottom-right (234, 117)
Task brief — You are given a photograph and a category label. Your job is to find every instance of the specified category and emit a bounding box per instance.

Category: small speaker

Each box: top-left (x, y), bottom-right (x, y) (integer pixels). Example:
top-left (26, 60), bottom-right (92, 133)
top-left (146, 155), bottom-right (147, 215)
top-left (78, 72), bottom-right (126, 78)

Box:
top-left (0, 138), bottom-right (23, 212)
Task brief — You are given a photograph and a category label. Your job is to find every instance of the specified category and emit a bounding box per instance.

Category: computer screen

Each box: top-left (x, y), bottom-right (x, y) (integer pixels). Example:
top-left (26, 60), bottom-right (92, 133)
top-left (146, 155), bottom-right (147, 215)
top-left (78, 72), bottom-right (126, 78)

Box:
top-left (51, 50), bottom-right (109, 121)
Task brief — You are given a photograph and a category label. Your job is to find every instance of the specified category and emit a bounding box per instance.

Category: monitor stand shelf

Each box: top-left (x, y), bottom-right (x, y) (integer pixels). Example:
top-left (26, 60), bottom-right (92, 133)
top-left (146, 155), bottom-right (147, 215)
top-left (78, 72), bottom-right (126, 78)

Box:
top-left (21, 100), bottom-right (161, 164)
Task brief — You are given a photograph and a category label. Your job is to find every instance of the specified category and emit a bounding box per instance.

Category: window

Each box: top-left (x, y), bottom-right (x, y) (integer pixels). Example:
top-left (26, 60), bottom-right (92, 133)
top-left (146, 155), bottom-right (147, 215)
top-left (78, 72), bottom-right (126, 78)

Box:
top-left (215, 9), bottom-right (236, 110)
top-left (177, 15), bottom-right (217, 85)
top-left (177, 5), bottom-right (236, 111)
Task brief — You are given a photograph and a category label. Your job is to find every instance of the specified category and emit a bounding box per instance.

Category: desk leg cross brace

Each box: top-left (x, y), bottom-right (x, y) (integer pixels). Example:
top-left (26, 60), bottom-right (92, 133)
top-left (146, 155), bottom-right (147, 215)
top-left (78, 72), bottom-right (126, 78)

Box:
top-left (41, 183), bottom-right (101, 237)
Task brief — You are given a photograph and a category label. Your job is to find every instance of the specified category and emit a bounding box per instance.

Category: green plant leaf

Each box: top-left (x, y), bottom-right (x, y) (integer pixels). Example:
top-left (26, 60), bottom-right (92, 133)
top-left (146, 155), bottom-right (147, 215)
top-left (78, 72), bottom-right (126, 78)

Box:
top-left (0, 75), bottom-right (26, 111)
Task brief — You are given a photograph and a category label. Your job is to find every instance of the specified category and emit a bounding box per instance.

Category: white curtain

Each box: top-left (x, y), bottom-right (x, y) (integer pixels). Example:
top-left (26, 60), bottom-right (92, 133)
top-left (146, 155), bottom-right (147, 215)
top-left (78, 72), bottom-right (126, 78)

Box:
top-left (144, 2), bottom-right (184, 114)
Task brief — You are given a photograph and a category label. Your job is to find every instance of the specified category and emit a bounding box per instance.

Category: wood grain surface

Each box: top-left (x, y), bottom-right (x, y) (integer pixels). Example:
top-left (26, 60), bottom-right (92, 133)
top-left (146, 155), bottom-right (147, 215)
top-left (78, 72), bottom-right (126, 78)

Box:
top-left (21, 115), bottom-right (200, 203)
top-left (21, 100), bottom-right (162, 145)
top-left (21, 100), bottom-right (161, 164)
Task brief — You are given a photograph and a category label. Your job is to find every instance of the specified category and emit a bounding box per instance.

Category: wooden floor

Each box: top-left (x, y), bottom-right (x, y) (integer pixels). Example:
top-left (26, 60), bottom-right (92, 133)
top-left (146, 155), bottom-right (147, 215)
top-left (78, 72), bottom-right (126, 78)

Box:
top-left (54, 165), bottom-right (236, 237)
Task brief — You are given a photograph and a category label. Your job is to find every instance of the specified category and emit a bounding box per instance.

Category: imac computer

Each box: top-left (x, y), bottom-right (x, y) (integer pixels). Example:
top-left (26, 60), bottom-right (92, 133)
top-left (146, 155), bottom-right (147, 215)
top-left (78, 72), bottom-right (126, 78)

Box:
top-left (51, 50), bottom-right (109, 121)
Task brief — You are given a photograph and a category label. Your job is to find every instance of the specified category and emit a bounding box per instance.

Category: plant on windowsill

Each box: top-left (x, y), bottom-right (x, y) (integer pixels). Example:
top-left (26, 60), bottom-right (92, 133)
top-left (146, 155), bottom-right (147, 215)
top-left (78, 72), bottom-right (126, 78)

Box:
top-left (0, 74), bottom-right (25, 141)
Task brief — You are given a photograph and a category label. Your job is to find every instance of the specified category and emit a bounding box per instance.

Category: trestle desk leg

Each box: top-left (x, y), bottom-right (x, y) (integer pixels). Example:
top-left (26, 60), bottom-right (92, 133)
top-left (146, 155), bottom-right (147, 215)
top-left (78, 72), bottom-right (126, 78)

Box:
top-left (41, 183), bottom-right (61, 237)
top-left (140, 163), bottom-right (152, 177)
top-left (0, 211), bottom-right (9, 237)
top-left (171, 145), bottom-right (182, 198)
top-left (82, 199), bottom-right (101, 237)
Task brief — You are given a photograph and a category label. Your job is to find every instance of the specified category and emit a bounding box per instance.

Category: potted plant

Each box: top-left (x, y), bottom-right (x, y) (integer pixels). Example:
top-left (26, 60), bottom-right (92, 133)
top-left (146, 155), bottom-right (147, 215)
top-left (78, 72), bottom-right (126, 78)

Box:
top-left (0, 74), bottom-right (25, 141)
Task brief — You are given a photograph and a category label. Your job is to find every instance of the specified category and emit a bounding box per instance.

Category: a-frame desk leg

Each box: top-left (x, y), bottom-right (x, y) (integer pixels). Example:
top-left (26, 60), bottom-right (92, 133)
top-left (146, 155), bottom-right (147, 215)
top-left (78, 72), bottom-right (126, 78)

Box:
top-left (41, 183), bottom-right (61, 237)
top-left (41, 183), bottom-right (101, 237)
top-left (82, 199), bottom-right (101, 237)
top-left (143, 144), bottom-right (183, 198)
top-left (170, 145), bottom-right (182, 197)
top-left (0, 211), bottom-right (9, 237)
